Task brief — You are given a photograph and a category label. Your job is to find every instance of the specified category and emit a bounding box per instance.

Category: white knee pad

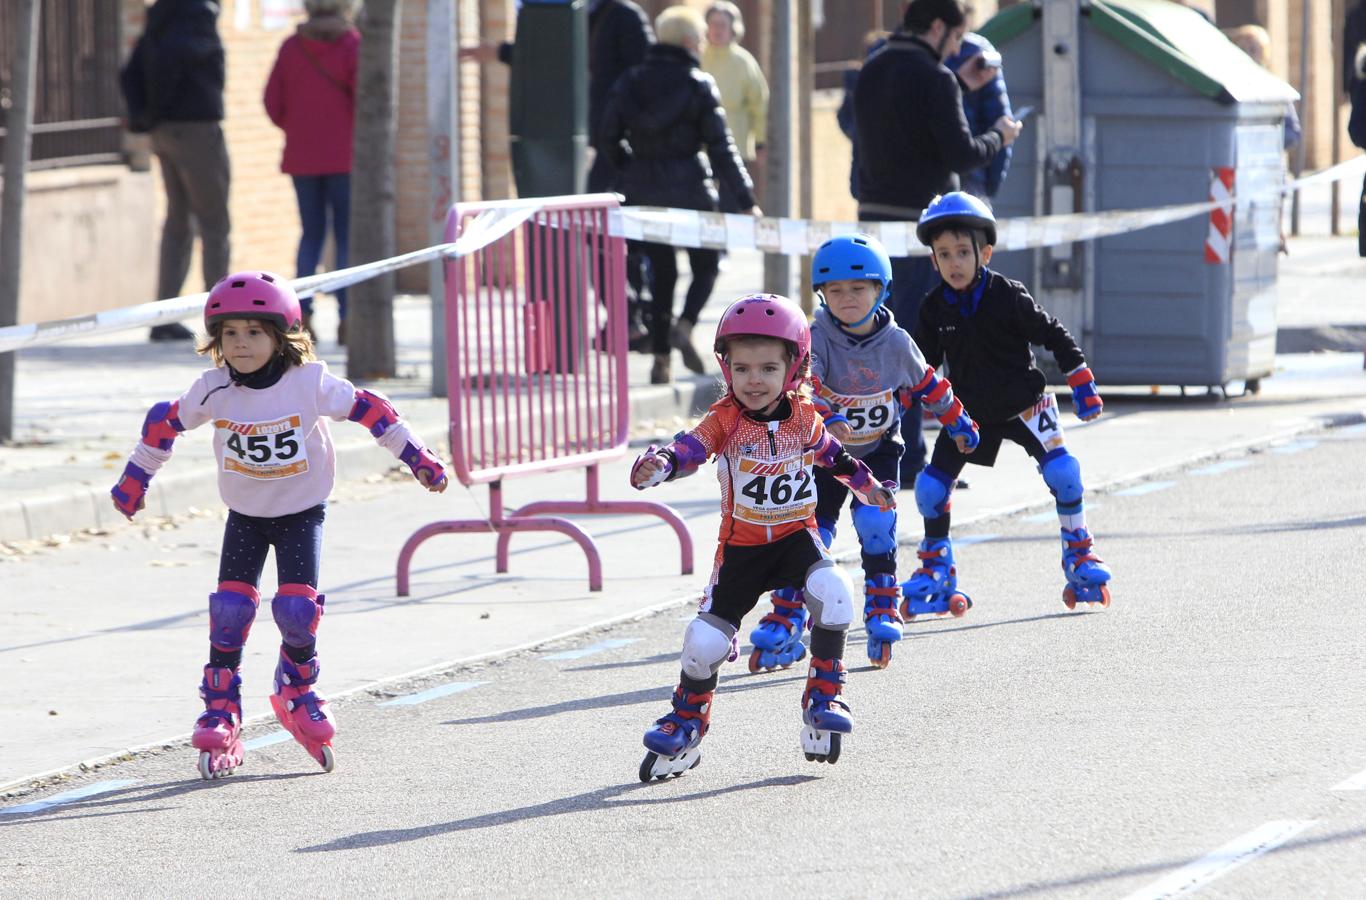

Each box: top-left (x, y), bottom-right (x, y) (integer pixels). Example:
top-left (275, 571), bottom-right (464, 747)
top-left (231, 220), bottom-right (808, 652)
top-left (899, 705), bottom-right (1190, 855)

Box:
top-left (680, 615), bottom-right (735, 680)
top-left (803, 563), bottom-right (855, 630)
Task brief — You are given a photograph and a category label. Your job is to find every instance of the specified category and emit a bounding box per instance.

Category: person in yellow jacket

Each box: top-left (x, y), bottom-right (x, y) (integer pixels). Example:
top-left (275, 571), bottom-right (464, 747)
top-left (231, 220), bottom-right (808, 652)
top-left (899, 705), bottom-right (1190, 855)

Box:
top-left (702, 1), bottom-right (769, 211)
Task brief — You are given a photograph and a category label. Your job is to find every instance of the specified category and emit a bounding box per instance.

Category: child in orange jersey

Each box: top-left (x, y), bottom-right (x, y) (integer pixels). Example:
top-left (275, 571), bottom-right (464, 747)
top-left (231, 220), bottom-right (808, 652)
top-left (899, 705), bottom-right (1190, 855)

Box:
top-left (630, 293), bottom-right (895, 779)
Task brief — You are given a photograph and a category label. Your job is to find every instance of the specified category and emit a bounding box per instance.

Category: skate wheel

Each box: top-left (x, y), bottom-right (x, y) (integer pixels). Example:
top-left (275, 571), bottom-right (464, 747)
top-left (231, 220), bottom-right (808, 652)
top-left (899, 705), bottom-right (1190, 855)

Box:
top-left (804, 752), bottom-right (816, 762)
top-left (898, 599), bottom-right (912, 620)
top-left (639, 752), bottom-right (660, 783)
top-left (949, 594), bottom-right (969, 618)
top-left (1062, 586), bottom-right (1078, 610)
top-left (197, 751), bottom-right (213, 781)
top-left (1099, 585), bottom-right (1112, 608)
top-left (319, 744), bottom-right (335, 773)
top-left (826, 733), bottom-right (842, 765)
top-left (747, 648), bottom-right (764, 674)
top-left (869, 641), bottom-right (892, 669)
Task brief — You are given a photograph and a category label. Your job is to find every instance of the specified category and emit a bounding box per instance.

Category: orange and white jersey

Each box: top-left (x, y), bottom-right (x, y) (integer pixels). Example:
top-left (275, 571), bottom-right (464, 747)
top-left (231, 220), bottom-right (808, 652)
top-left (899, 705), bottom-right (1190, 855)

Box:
top-left (684, 395), bottom-right (842, 548)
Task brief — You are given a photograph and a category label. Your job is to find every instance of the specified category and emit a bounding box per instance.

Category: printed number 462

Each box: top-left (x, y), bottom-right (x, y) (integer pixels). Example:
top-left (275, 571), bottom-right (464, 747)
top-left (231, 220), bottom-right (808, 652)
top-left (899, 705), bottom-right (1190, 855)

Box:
top-left (226, 431), bottom-right (299, 463)
top-left (741, 470), bottom-right (813, 506)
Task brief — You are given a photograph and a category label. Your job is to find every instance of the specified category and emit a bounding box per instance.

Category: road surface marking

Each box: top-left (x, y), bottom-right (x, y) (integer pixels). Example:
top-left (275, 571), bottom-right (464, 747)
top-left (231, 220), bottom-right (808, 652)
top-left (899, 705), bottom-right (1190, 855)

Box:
top-left (1, 780), bottom-right (139, 816)
top-left (956, 534), bottom-right (999, 547)
top-left (379, 681), bottom-right (486, 707)
top-left (1332, 769), bottom-right (1366, 791)
top-left (542, 638), bottom-right (640, 661)
top-left (1115, 481), bottom-right (1177, 496)
top-left (1122, 820), bottom-right (1318, 899)
top-left (1270, 440), bottom-right (1317, 455)
top-left (1190, 460), bottom-right (1253, 477)
top-left (1024, 505), bottom-right (1101, 523)
top-left (242, 731), bottom-right (294, 750)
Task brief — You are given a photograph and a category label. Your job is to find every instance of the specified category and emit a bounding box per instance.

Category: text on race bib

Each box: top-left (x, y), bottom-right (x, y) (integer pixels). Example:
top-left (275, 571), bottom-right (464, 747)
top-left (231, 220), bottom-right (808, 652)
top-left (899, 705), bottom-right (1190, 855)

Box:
top-left (732, 451), bottom-right (817, 525)
top-left (215, 415), bottom-right (310, 479)
top-left (819, 386), bottom-right (896, 446)
top-left (1018, 394), bottom-right (1066, 453)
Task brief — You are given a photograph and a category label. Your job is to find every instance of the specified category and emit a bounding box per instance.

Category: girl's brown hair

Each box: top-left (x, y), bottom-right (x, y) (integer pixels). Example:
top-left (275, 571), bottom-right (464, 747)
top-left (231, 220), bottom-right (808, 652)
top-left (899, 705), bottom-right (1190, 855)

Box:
top-left (197, 319), bottom-right (317, 368)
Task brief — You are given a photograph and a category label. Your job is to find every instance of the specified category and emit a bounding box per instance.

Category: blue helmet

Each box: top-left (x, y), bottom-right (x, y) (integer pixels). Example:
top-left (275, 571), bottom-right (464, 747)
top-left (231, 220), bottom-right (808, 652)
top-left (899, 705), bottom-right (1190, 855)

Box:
top-left (812, 234), bottom-right (893, 321)
top-left (916, 192), bottom-right (997, 247)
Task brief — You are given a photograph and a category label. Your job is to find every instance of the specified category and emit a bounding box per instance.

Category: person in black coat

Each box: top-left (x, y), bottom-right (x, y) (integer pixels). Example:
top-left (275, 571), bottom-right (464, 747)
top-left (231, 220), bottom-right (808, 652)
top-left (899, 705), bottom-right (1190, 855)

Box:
top-left (1350, 33), bottom-right (1366, 257)
top-left (596, 6), bottom-right (759, 384)
top-left (120, 0), bottom-right (231, 342)
top-left (853, 0), bottom-right (1021, 485)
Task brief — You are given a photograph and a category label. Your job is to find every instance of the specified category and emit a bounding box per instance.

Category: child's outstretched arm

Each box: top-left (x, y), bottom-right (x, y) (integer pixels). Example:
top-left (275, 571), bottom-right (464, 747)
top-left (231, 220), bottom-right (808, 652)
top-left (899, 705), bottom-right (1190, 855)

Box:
top-left (901, 367), bottom-right (980, 454)
top-left (809, 426), bottom-right (896, 511)
top-left (1012, 287), bottom-right (1099, 420)
top-left (328, 382), bottom-right (448, 492)
top-left (629, 406), bottom-right (730, 490)
top-left (1065, 365), bottom-right (1103, 421)
top-left (110, 378), bottom-right (213, 519)
top-left (809, 376), bottom-right (852, 443)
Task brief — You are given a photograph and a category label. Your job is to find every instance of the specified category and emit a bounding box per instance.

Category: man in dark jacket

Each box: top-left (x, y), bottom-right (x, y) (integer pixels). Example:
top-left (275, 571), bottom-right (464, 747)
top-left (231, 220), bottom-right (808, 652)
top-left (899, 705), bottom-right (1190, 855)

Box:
top-left (853, 0), bottom-right (1020, 484)
top-left (120, 0), bottom-right (231, 341)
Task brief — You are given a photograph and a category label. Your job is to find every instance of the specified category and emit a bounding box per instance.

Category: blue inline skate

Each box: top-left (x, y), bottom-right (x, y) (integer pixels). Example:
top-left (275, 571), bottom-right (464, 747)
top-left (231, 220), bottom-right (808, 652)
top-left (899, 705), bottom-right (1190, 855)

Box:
top-left (801, 657), bottom-right (852, 764)
top-left (640, 685), bottom-right (711, 782)
top-left (863, 574), bottom-right (904, 668)
top-left (1060, 526), bottom-right (1112, 609)
top-left (899, 537), bottom-right (972, 621)
top-left (747, 588), bottom-right (809, 673)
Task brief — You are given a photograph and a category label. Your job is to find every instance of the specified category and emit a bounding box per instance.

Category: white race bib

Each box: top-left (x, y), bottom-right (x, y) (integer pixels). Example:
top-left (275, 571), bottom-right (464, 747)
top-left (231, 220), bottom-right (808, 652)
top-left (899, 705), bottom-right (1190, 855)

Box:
top-left (1018, 394), bottom-right (1066, 452)
top-left (819, 386), bottom-right (897, 447)
top-left (216, 415), bottom-right (310, 480)
top-left (732, 451), bottom-right (817, 525)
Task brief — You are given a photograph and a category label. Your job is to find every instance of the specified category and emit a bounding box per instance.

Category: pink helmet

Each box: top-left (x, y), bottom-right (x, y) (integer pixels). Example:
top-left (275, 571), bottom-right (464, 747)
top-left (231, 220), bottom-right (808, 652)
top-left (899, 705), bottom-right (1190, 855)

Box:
top-left (713, 293), bottom-right (811, 393)
top-left (204, 271), bottom-right (303, 333)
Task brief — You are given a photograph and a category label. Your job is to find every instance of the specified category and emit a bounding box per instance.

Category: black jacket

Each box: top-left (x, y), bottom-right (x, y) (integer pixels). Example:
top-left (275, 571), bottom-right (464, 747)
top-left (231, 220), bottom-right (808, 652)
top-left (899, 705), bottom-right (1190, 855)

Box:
top-left (913, 269), bottom-right (1086, 425)
top-left (853, 32), bottom-right (1002, 216)
top-left (588, 0), bottom-right (653, 143)
top-left (119, 0), bottom-right (225, 131)
top-left (596, 43), bottom-right (754, 212)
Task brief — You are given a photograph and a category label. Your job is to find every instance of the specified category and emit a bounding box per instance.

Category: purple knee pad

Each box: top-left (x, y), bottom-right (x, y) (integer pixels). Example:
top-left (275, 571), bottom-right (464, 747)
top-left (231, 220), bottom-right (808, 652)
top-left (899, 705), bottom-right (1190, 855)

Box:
top-left (208, 582), bottom-right (261, 651)
top-left (271, 585), bottom-right (325, 648)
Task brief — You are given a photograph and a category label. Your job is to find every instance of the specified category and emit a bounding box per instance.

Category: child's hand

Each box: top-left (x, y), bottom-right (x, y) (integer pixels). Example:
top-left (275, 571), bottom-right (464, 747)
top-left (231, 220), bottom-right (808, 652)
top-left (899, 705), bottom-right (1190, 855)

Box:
top-left (869, 480), bottom-right (897, 512)
top-left (826, 419), bottom-right (852, 443)
top-left (418, 465), bottom-right (449, 493)
top-left (1066, 367), bottom-right (1104, 421)
top-left (400, 442), bottom-right (448, 492)
top-left (110, 463), bottom-right (151, 520)
top-left (630, 444), bottom-right (672, 490)
top-left (945, 411), bottom-right (980, 454)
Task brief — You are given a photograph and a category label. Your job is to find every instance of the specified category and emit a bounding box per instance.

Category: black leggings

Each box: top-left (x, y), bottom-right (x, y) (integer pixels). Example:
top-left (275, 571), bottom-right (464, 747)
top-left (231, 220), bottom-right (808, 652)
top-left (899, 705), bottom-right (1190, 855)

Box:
top-left (218, 503), bottom-right (326, 589)
top-left (635, 241), bottom-right (720, 354)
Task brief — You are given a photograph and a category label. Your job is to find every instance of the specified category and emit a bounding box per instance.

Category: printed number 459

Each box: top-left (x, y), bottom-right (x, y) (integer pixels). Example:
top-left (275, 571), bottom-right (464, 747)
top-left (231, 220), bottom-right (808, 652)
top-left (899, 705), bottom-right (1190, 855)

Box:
top-left (741, 470), bottom-right (813, 506)
top-left (226, 431), bottom-right (299, 463)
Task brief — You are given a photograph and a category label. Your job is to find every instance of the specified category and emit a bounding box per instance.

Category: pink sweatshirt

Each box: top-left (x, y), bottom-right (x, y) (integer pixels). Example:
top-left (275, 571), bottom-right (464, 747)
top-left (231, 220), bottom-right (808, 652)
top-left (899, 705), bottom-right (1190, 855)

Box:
top-left (129, 362), bottom-right (424, 519)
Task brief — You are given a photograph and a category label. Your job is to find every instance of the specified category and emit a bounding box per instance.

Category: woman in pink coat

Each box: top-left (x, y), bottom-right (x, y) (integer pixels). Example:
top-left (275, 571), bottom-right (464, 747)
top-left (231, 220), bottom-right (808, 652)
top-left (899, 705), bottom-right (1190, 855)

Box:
top-left (264, 0), bottom-right (360, 344)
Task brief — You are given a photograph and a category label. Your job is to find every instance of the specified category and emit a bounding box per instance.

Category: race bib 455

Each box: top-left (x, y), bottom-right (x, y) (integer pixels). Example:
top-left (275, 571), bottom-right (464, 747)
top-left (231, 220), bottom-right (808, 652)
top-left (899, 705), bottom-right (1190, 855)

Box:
top-left (216, 415), bottom-right (310, 479)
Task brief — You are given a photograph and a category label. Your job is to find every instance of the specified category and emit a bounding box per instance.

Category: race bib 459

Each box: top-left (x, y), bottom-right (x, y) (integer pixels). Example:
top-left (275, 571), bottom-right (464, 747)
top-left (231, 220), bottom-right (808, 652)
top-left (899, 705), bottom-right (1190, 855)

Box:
top-left (216, 415), bottom-right (310, 479)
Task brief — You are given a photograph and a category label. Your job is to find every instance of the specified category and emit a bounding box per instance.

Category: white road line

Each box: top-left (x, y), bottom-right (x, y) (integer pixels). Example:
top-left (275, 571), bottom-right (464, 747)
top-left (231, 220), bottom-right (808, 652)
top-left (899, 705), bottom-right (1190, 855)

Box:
top-left (379, 681), bottom-right (486, 707)
top-left (1122, 820), bottom-right (1318, 900)
top-left (1115, 481), bottom-right (1178, 497)
top-left (955, 534), bottom-right (999, 546)
top-left (1, 780), bottom-right (139, 816)
top-left (541, 637), bottom-right (640, 661)
top-left (1190, 460), bottom-right (1253, 477)
top-left (242, 731), bottom-right (294, 751)
top-left (1331, 769), bottom-right (1366, 791)
top-left (1024, 504), bottom-right (1102, 523)
top-left (1270, 440), bottom-right (1318, 455)
top-left (1331, 422), bottom-right (1366, 438)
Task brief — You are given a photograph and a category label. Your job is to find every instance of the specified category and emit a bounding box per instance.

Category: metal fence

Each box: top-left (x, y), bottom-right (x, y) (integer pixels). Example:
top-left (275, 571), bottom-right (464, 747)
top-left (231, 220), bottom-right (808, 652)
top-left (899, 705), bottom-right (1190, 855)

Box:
top-left (0, 0), bottom-right (124, 171)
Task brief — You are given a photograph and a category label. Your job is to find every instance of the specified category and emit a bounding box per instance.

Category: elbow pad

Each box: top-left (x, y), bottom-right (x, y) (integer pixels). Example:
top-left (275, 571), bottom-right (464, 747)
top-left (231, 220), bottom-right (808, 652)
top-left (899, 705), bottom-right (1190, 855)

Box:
top-left (141, 401), bottom-right (185, 451)
top-left (348, 389), bottom-right (401, 437)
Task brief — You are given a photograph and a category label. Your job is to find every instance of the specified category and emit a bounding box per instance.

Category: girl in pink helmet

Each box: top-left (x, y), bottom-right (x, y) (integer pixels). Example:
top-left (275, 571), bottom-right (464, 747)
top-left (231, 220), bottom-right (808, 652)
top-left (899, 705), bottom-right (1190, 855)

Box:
top-left (630, 293), bottom-right (895, 778)
top-left (110, 271), bottom-right (448, 780)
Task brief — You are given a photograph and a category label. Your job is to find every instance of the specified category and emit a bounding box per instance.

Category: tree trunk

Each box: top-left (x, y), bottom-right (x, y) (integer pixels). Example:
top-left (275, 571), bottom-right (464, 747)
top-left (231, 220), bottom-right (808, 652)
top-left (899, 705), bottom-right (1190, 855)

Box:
top-left (348, 0), bottom-right (402, 380)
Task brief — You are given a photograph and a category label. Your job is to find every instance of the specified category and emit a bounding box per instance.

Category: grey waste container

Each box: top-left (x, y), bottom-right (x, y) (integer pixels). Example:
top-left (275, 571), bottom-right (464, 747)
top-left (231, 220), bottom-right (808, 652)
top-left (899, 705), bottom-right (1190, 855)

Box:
top-left (509, 0), bottom-right (588, 198)
top-left (980, 0), bottom-right (1297, 391)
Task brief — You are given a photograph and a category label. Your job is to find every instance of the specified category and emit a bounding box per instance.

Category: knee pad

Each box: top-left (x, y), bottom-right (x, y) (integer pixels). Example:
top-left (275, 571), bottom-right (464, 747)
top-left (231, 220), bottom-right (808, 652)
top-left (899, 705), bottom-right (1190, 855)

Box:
top-left (680, 614), bottom-right (736, 680)
top-left (208, 581), bottom-right (260, 652)
top-left (271, 584), bottom-right (324, 648)
top-left (852, 503), bottom-right (898, 556)
top-left (1039, 449), bottom-right (1084, 506)
top-left (815, 517), bottom-right (837, 549)
top-left (914, 465), bottom-right (955, 519)
top-left (803, 563), bottom-right (855, 630)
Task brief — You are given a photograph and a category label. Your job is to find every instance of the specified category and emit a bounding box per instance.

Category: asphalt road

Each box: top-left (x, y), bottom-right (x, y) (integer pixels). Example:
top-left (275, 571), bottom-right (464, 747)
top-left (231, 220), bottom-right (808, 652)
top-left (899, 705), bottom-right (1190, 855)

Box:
top-left (4, 421), bottom-right (1364, 898)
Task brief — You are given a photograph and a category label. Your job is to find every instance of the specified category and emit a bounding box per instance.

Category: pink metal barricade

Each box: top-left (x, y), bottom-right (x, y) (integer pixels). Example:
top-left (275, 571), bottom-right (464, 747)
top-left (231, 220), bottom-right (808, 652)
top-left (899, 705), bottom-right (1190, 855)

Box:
top-left (396, 194), bottom-right (693, 594)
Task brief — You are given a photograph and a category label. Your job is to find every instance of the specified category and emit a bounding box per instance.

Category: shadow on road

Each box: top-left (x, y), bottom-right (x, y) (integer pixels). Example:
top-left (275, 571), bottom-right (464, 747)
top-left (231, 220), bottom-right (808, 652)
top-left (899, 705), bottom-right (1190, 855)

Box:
top-left (0, 771), bottom-right (315, 823)
top-left (295, 773), bottom-right (822, 853)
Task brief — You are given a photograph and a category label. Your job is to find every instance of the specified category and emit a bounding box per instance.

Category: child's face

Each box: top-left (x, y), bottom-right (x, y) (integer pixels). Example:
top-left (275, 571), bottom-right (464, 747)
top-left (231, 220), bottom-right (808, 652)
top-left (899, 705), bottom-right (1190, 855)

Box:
top-left (820, 278), bottom-right (881, 329)
top-left (219, 318), bottom-right (277, 374)
top-left (727, 339), bottom-right (790, 413)
top-left (930, 231), bottom-right (994, 291)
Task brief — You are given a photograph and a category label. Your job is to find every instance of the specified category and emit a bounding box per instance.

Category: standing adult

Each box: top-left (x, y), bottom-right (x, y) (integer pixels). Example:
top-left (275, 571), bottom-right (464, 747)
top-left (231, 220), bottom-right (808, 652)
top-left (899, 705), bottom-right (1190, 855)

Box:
top-left (596, 5), bottom-right (759, 384)
top-left (264, 0), bottom-right (361, 345)
top-left (945, 33), bottom-right (1014, 204)
top-left (701, 1), bottom-right (769, 212)
top-left (120, 0), bottom-right (231, 342)
top-left (1349, 43), bottom-right (1366, 257)
top-left (853, 0), bottom-right (1020, 484)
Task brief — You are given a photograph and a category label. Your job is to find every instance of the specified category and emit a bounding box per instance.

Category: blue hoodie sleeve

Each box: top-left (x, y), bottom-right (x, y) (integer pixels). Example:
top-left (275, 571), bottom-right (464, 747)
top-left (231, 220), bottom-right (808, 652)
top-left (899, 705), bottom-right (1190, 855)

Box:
top-left (973, 73), bottom-right (1012, 197)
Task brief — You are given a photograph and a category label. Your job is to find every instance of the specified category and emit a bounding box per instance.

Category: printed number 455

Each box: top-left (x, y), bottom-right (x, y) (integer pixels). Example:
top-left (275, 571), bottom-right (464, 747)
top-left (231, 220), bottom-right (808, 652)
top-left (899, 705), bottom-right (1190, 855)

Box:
top-left (741, 470), bottom-right (814, 506)
top-left (226, 431), bottom-right (299, 463)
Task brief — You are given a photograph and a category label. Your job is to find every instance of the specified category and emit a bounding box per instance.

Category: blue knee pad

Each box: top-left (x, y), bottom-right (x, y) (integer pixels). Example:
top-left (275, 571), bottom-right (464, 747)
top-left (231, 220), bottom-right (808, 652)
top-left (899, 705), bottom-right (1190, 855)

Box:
top-left (852, 503), bottom-right (898, 556)
top-left (815, 516), bottom-right (837, 549)
top-left (914, 465), bottom-right (955, 519)
top-left (208, 583), bottom-right (260, 651)
top-left (271, 585), bottom-right (324, 648)
top-left (1040, 449), bottom-right (1084, 507)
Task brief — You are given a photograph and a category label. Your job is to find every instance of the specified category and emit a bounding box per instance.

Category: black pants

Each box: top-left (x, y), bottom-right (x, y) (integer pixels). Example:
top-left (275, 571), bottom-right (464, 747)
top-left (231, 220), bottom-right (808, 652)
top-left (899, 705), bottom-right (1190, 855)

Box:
top-left (218, 503), bottom-right (326, 589)
top-left (704, 529), bottom-right (827, 629)
top-left (633, 240), bottom-right (720, 355)
top-left (1359, 172), bottom-right (1366, 258)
